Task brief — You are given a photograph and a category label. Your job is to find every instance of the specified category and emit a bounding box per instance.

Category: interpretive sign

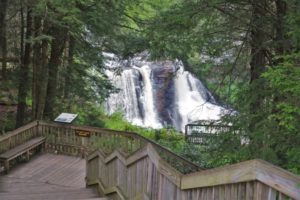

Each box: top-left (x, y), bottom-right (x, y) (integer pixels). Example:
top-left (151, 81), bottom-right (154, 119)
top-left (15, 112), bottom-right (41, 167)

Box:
top-left (54, 113), bottom-right (78, 123)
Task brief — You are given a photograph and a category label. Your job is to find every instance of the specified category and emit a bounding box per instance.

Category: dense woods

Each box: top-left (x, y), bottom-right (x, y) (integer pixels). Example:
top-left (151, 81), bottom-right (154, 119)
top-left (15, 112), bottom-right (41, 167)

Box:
top-left (0, 0), bottom-right (299, 173)
top-left (0, 0), bottom-right (120, 127)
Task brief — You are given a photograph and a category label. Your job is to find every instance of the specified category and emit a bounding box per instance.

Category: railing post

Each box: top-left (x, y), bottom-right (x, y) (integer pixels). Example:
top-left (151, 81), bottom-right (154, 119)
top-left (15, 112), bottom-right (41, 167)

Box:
top-left (80, 137), bottom-right (87, 147)
top-left (37, 120), bottom-right (42, 136)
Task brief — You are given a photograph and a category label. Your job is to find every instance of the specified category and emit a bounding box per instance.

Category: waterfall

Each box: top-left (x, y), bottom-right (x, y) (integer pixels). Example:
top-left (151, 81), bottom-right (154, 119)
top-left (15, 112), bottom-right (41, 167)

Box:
top-left (137, 65), bottom-right (161, 127)
top-left (104, 52), bottom-right (225, 132)
top-left (104, 68), bottom-right (144, 126)
top-left (173, 67), bottom-right (224, 131)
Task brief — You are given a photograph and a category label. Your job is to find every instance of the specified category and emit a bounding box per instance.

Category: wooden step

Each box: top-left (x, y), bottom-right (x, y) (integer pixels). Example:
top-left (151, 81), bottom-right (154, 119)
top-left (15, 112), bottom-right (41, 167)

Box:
top-left (80, 199), bottom-right (110, 200)
top-left (0, 191), bottom-right (99, 200)
top-left (0, 184), bottom-right (109, 200)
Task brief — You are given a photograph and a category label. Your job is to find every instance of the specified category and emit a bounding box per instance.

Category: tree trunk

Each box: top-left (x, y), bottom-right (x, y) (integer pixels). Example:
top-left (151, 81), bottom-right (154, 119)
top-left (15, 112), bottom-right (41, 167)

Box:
top-left (0, 0), bottom-right (8, 80)
top-left (32, 17), bottom-right (42, 119)
top-left (43, 26), bottom-right (67, 119)
top-left (64, 35), bottom-right (75, 100)
top-left (36, 39), bottom-right (49, 119)
top-left (247, 0), bottom-right (269, 138)
top-left (271, 0), bottom-right (288, 114)
top-left (16, 7), bottom-right (33, 127)
top-left (249, 0), bottom-right (267, 83)
top-left (32, 17), bottom-right (50, 120)
top-left (275, 0), bottom-right (288, 55)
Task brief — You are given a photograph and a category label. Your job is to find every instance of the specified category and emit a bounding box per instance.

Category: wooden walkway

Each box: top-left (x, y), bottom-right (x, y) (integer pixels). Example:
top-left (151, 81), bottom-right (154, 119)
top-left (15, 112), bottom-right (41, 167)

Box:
top-left (0, 153), bottom-right (108, 200)
top-left (1, 121), bottom-right (300, 200)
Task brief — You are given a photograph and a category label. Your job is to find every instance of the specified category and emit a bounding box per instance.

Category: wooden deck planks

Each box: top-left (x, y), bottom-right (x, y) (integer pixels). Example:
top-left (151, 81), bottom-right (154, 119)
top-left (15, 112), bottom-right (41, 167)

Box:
top-left (3, 153), bottom-right (86, 188)
top-left (0, 153), bottom-right (105, 200)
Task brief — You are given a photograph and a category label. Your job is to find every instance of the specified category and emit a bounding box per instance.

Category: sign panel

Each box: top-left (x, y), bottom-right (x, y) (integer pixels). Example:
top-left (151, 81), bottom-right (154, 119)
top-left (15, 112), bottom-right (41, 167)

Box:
top-left (54, 113), bottom-right (78, 123)
top-left (75, 130), bottom-right (91, 137)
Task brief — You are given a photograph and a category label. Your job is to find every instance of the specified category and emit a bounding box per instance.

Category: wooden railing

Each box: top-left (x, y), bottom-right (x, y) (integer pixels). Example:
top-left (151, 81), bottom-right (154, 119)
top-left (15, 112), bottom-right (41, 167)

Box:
top-left (37, 121), bottom-right (201, 173)
top-left (0, 120), bottom-right (200, 173)
top-left (185, 120), bottom-right (234, 144)
top-left (0, 121), bottom-right (39, 154)
top-left (1, 121), bottom-right (300, 200)
top-left (86, 143), bottom-right (300, 200)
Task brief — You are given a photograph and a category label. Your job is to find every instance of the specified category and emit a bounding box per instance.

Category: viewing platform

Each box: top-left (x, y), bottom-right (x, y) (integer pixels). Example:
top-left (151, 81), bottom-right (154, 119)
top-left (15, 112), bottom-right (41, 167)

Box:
top-left (0, 121), bottom-right (299, 200)
top-left (0, 153), bottom-right (107, 200)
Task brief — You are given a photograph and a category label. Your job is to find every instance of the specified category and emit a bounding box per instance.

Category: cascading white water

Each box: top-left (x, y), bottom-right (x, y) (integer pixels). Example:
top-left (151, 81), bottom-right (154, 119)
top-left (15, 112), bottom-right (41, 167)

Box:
top-left (174, 67), bottom-right (224, 131)
top-left (137, 65), bottom-right (161, 128)
top-left (104, 52), bottom-right (225, 132)
top-left (105, 69), bottom-right (144, 126)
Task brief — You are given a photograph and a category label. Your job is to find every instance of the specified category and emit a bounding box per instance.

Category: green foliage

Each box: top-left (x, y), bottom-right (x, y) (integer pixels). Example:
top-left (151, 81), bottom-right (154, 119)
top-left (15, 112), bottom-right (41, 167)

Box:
top-left (262, 53), bottom-right (300, 174)
top-left (0, 112), bottom-right (15, 133)
top-left (132, 0), bottom-right (300, 175)
top-left (0, 80), bottom-right (18, 132)
top-left (202, 53), bottom-right (300, 173)
top-left (29, 0), bottom-right (135, 121)
top-left (101, 111), bottom-right (209, 167)
top-left (90, 134), bottom-right (142, 155)
top-left (286, 0), bottom-right (300, 49)
top-left (137, 0), bottom-right (250, 106)
top-left (102, 112), bottom-right (156, 139)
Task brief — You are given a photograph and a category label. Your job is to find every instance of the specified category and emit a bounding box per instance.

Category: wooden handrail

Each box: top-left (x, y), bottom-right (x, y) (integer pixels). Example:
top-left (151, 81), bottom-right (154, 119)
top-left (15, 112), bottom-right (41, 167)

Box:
top-left (0, 121), bottom-right (38, 142)
top-left (0, 121), bottom-right (39, 154)
top-left (182, 159), bottom-right (300, 199)
top-left (255, 159), bottom-right (300, 199)
top-left (37, 120), bottom-right (202, 172)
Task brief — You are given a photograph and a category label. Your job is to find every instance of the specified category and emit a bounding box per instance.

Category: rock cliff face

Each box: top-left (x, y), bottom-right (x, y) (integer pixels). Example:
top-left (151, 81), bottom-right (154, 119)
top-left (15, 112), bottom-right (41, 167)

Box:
top-left (104, 52), bottom-right (225, 131)
top-left (151, 61), bottom-right (176, 127)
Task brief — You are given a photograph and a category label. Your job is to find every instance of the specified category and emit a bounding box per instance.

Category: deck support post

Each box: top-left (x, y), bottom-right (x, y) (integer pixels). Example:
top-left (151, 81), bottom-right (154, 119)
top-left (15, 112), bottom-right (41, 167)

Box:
top-left (26, 150), bottom-right (30, 161)
top-left (4, 160), bottom-right (9, 173)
